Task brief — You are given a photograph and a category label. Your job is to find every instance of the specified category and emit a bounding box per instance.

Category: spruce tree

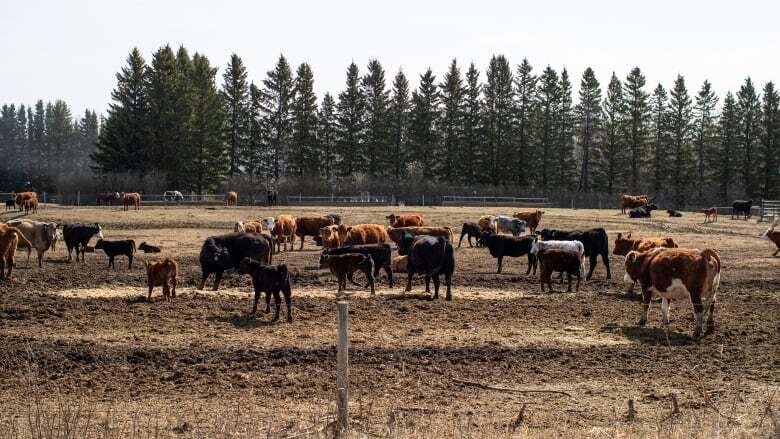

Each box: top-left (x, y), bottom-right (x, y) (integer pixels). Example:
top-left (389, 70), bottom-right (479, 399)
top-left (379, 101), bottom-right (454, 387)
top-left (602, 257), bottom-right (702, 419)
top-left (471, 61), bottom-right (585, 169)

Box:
top-left (0, 105), bottom-right (18, 172)
top-left (554, 68), bottom-right (576, 190)
top-left (147, 45), bottom-right (181, 177)
top-left (30, 100), bottom-right (45, 177)
top-left (438, 59), bottom-right (465, 182)
top-left (461, 63), bottom-right (484, 185)
top-left (188, 53), bottom-right (226, 193)
top-left (623, 67), bottom-right (650, 192)
top-left (317, 93), bottom-right (338, 181)
top-left (290, 62), bottom-right (319, 176)
top-left (667, 75), bottom-right (695, 206)
top-left (535, 66), bottom-right (561, 190)
top-left (484, 55), bottom-right (514, 185)
top-left (596, 72), bottom-right (626, 193)
top-left (259, 54), bottom-right (294, 181)
top-left (388, 70), bottom-right (410, 180)
top-left (409, 68), bottom-right (439, 179)
top-left (335, 62), bottom-right (365, 177)
top-left (220, 53), bottom-right (250, 176)
top-left (760, 82), bottom-right (779, 198)
top-left (514, 58), bottom-right (536, 184)
top-left (361, 59), bottom-right (390, 177)
top-left (576, 67), bottom-right (602, 192)
top-left (48, 100), bottom-right (74, 175)
top-left (76, 110), bottom-right (99, 170)
top-left (649, 84), bottom-right (668, 193)
top-left (692, 80), bottom-right (719, 199)
top-left (717, 92), bottom-right (739, 201)
top-left (737, 77), bottom-right (762, 198)
top-left (168, 46), bottom-right (194, 186)
top-left (15, 105), bottom-right (29, 175)
top-left (246, 83), bottom-right (268, 178)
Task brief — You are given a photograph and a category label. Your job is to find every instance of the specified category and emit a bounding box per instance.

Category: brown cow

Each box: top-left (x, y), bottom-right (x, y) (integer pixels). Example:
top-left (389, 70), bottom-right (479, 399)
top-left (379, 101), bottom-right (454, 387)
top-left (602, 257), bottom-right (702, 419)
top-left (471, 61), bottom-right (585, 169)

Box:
top-left (23, 198), bottom-right (38, 215)
top-left (620, 194), bottom-right (649, 214)
top-left (319, 225), bottom-right (340, 249)
top-left (121, 192), bottom-right (141, 211)
top-left (392, 255), bottom-right (408, 273)
top-left (295, 216), bottom-right (335, 250)
top-left (386, 213), bottom-right (424, 227)
top-left (613, 233), bottom-right (678, 256)
top-left (702, 207), bottom-right (717, 223)
top-left (144, 258), bottom-right (179, 301)
top-left (760, 218), bottom-right (780, 256)
top-left (337, 224), bottom-right (389, 246)
top-left (272, 215), bottom-right (296, 252)
top-left (386, 226), bottom-right (453, 244)
top-left (96, 192), bottom-right (120, 206)
top-left (14, 192), bottom-right (37, 213)
top-left (0, 224), bottom-right (33, 280)
top-left (235, 220), bottom-right (263, 233)
top-left (477, 215), bottom-right (497, 233)
top-left (538, 248), bottom-right (582, 293)
top-left (624, 247), bottom-right (721, 338)
top-left (226, 191), bottom-right (238, 206)
top-left (512, 210), bottom-right (544, 234)
top-left (320, 253), bottom-right (375, 295)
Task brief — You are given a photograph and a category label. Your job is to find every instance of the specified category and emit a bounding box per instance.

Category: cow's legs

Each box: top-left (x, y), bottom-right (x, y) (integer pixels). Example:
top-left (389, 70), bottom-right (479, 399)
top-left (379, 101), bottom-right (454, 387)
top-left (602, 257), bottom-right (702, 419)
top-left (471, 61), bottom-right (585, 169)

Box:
top-left (299, 235), bottom-right (304, 251)
top-left (37, 250), bottom-right (43, 268)
top-left (148, 284), bottom-right (154, 300)
top-left (639, 291), bottom-right (651, 326)
top-left (566, 273), bottom-right (572, 292)
top-left (212, 272), bottom-right (223, 291)
top-left (575, 273), bottom-right (581, 292)
top-left (586, 255), bottom-right (598, 280)
top-left (282, 283), bottom-right (293, 322)
top-left (705, 299), bottom-right (715, 333)
top-left (432, 275), bottom-right (440, 300)
top-left (366, 269), bottom-right (375, 295)
top-left (602, 251), bottom-right (611, 279)
top-left (108, 257), bottom-right (113, 269)
top-left (128, 254), bottom-right (133, 270)
top-left (424, 275), bottom-right (431, 293)
top-left (384, 263), bottom-right (393, 288)
top-left (458, 232), bottom-right (465, 248)
top-left (444, 273), bottom-right (452, 301)
top-left (660, 298), bottom-right (671, 325)
top-left (525, 254), bottom-right (534, 275)
top-left (497, 256), bottom-right (503, 274)
top-left (272, 289), bottom-right (282, 321)
top-left (773, 248), bottom-right (779, 256)
top-left (692, 296), bottom-right (705, 338)
top-left (405, 270), bottom-right (413, 293)
top-left (198, 271), bottom-right (210, 290)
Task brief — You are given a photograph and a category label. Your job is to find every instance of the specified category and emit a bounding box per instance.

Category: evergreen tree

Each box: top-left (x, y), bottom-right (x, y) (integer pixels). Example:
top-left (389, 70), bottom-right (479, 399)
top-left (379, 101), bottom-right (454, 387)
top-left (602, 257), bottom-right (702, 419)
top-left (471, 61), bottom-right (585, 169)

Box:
top-left (667, 75), bottom-right (695, 206)
top-left (317, 93), bottom-right (338, 181)
top-left (409, 68), bottom-right (439, 179)
top-left (514, 58), bottom-right (536, 184)
top-left (93, 48), bottom-right (150, 174)
top-left (576, 67), bottom-right (602, 192)
top-left (188, 53), bottom-right (226, 193)
top-left (388, 70), bottom-right (410, 180)
top-left (0, 105), bottom-right (18, 171)
top-left (75, 110), bottom-right (99, 170)
top-left (623, 67), bottom-right (650, 192)
top-left (484, 55), bottom-right (514, 185)
top-left (335, 62), bottom-right (365, 177)
top-left (649, 84), bottom-right (669, 193)
top-left (48, 100), bottom-right (74, 175)
top-left (692, 80), bottom-right (719, 198)
top-left (259, 54), bottom-right (294, 181)
top-left (535, 66), bottom-right (561, 190)
top-left (438, 59), bottom-right (465, 182)
top-left (596, 72), bottom-right (626, 193)
top-left (361, 59), bottom-right (390, 177)
top-left (15, 105), bottom-right (29, 175)
top-left (736, 77), bottom-right (762, 198)
top-left (461, 63), bottom-right (484, 184)
top-left (717, 92), bottom-right (739, 201)
top-left (220, 53), bottom-right (250, 176)
top-left (30, 100), bottom-right (45, 177)
top-left (289, 62), bottom-right (319, 176)
top-left (554, 68), bottom-right (576, 189)
top-left (147, 45), bottom-right (181, 177)
top-left (760, 82), bottom-right (779, 198)
top-left (246, 83), bottom-right (268, 178)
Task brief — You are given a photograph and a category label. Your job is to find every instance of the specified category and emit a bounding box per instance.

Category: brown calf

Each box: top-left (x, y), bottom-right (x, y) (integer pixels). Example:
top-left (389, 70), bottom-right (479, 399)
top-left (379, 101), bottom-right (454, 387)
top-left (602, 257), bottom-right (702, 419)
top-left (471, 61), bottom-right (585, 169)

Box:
top-left (272, 215), bottom-right (296, 252)
top-left (512, 210), bottom-right (544, 233)
top-left (386, 213), bottom-right (424, 227)
top-left (760, 220), bottom-right (780, 256)
top-left (538, 248), bottom-right (582, 293)
top-left (319, 225), bottom-right (340, 248)
top-left (386, 226), bottom-right (453, 243)
top-left (144, 258), bottom-right (179, 301)
top-left (703, 207), bottom-right (717, 223)
top-left (337, 224), bottom-right (389, 246)
top-left (122, 192), bottom-right (141, 211)
top-left (0, 224), bottom-right (33, 280)
top-left (613, 233), bottom-right (678, 256)
top-left (320, 253), bottom-right (375, 295)
top-left (226, 191), bottom-right (238, 206)
top-left (392, 255), bottom-right (408, 273)
top-left (477, 215), bottom-right (497, 233)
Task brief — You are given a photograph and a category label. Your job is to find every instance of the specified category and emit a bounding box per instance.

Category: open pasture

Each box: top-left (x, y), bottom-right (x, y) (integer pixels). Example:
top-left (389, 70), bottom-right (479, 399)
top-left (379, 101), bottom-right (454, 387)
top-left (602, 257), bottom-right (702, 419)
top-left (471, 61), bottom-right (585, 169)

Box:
top-left (0, 205), bottom-right (778, 437)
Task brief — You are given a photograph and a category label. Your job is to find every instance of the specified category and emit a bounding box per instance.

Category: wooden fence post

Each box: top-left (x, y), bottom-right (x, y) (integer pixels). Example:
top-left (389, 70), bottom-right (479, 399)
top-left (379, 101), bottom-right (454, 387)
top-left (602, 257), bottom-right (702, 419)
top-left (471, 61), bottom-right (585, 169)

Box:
top-left (336, 299), bottom-right (349, 433)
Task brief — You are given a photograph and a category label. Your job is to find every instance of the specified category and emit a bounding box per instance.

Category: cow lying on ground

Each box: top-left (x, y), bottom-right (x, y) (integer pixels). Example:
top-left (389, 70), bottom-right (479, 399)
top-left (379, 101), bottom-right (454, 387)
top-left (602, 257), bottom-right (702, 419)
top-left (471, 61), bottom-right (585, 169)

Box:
top-left (620, 194), bottom-right (649, 214)
top-left (386, 226), bottom-right (453, 243)
top-left (624, 247), bottom-right (721, 338)
top-left (392, 255), bottom-right (408, 273)
top-left (731, 200), bottom-right (752, 220)
top-left (703, 207), bottom-right (717, 223)
top-left (337, 224), bottom-right (388, 246)
top-left (458, 222), bottom-right (482, 248)
top-left (538, 228), bottom-right (611, 280)
top-left (479, 231), bottom-right (536, 274)
top-left (629, 204), bottom-right (658, 218)
top-left (63, 223), bottom-right (104, 262)
top-left (320, 253), bottom-right (375, 295)
top-left (397, 233), bottom-right (454, 300)
top-left (144, 258), bottom-right (179, 301)
top-left (6, 219), bottom-right (57, 267)
top-left (95, 239), bottom-right (136, 269)
top-left (320, 243), bottom-right (393, 287)
top-left (295, 216), bottom-right (335, 250)
top-left (0, 224), bottom-right (32, 280)
top-left (478, 215), bottom-right (497, 233)
top-left (760, 219), bottom-right (780, 256)
top-left (386, 214), bottom-right (424, 227)
top-left (538, 249), bottom-right (583, 293)
top-left (494, 216), bottom-right (527, 236)
top-left (666, 209), bottom-right (682, 217)
top-left (272, 215), bottom-right (296, 252)
top-left (198, 232), bottom-right (272, 291)
top-left (512, 210), bottom-right (544, 234)
top-left (138, 242), bottom-right (161, 253)
top-left (237, 258), bottom-right (293, 321)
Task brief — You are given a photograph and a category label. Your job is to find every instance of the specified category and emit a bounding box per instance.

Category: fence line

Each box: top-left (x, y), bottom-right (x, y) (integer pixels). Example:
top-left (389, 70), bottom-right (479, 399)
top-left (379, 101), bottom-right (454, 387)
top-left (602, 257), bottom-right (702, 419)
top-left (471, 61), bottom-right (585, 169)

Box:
top-left (440, 196), bottom-right (551, 207)
top-left (760, 199), bottom-right (780, 221)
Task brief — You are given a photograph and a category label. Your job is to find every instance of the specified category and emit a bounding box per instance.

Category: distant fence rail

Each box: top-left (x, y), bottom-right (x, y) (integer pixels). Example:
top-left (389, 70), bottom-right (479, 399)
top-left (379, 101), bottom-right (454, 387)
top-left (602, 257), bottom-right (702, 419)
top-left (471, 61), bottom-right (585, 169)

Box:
top-left (287, 193), bottom-right (389, 206)
top-left (760, 199), bottom-right (780, 221)
top-left (441, 196), bottom-right (551, 208)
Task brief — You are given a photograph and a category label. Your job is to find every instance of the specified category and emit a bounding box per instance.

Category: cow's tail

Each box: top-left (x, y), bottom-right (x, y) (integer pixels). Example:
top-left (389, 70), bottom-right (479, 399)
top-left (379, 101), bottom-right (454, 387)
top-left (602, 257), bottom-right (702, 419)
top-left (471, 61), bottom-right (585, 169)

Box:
top-left (130, 240), bottom-right (137, 254)
top-left (700, 248), bottom-right (721, 293)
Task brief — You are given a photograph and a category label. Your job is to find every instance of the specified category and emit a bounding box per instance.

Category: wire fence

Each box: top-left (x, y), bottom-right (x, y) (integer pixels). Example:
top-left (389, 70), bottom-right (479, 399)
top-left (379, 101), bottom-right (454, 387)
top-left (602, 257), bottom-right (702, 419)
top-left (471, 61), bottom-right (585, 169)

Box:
top-left (441, 196), bottom-right (551, 207)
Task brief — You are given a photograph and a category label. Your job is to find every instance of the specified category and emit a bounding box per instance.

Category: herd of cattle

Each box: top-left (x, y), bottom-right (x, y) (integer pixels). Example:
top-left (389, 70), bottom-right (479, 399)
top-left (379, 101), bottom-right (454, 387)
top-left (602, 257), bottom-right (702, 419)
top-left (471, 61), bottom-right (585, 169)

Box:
top-left (1, 192), bottom-right (780, 339)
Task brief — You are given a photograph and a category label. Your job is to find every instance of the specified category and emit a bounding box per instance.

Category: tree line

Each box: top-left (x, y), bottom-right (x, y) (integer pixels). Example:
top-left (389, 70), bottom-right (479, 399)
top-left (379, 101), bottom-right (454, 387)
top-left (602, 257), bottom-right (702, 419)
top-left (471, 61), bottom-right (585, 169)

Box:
top-left (4, 44), bottom-right (778, 204)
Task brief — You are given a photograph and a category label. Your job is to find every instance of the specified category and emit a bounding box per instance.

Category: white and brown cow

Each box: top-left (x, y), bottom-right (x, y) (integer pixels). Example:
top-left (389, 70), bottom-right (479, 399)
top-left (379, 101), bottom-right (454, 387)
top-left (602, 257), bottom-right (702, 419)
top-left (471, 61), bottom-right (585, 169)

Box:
top-left (624, 247), bottom-right (721, 338)
top-left (760, 217), bottom-right (780, 256)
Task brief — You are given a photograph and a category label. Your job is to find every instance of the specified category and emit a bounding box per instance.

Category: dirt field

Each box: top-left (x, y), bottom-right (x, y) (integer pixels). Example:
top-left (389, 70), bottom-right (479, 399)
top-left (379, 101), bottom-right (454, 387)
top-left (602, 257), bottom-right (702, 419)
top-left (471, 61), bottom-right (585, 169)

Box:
top-left (0, 205), bottom-right (778, 438)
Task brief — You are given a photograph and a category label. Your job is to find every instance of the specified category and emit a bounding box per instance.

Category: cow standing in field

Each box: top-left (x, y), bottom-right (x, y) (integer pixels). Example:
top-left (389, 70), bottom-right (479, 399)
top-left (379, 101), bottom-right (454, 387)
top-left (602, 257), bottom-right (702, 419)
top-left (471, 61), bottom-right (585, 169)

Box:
top-left (731, 200), bottom-right (752, 220)
top-left (13, 192), bottom-right (37, 213)
top-left (620, 194), bottom-right (649, 214)
top-left (760, 219), bottom-right (780, 256)
top-left (144, 258), bottom-right (179, 301)
top-left (320, 253), bottom-right (376, 295)
top-left (5, 199), bottom-right (15, 210)
top-left (0, 224), bottom-right (33, 280)
top-left (237, 258), bottom-right (293, 321)
top-left (703, 207), bottom-right (718, 223)
top-left (512, 210), bottom-right (544, 234)
top-left (121, 192), bottom-right (141, 211)
top-left (386, 226), bottom-right (453, 244)
top-left (226, 191), bottom-right (238, 206)
top-left (538, 248), bottom-right (583, 293)
top-left (397, 233), bottom-right (454, 300)
top-left (96, 192), bottom-right (120, 206)
top-left (320, 243), bottom-right (393, 288)
top-left (337, 224), bottom-right (388, 246)
top-left (272, 215), bottom-right (296, 252)
top-left (295, 216), bottom-right (335, 250)
top-left (624, 247), bottom-right (721, 338)
top-left (198, 232), bottom-right (272, 291)
top-left (494, 215), bottom-right (527, 236)
top-left (5, 219), bottom-right (58, 267)
top-left (62, 223), bottom-right (104, 263)
top-left (479, 231), bottom-right (536, 274)
top-left (386, 214), bottom-right (424, 227)
top-left (538, 228), bottom-right (611, 280)
top-left (458, 222), bottom-right (482, 248)
top-left (94, 239), bottom-right (136, 269)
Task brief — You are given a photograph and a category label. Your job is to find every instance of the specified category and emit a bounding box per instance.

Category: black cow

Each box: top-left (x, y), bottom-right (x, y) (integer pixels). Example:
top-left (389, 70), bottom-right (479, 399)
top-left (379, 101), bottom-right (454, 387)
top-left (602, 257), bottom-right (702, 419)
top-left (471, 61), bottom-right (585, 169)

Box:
top-left (62, 223), bottom-right (104, 262)
top-left (629, 204), bottom-right (658, 218)
top-left (198, 232), bottom-right (272, 291)
top-left (397, 234), bottom-right (454, 301)
top-left (237, 258), bottom-right (292, 322)
top-left (94, 239), bottom-right (136, 269)
top-left (666, 209), bottom-right (683, 217)
top-left (458, 222), bottom-right (482, 248)
top-left (138, 242), bottom-right (161, 253)
top-left (320, 243), bottom-right (393, 287)
top-left (537, 228), bottom-right (611, 280)
top-left (731, 200), bottom-right (752, 220)
top-left (4, 200), bottom-right (15, 210)
top-left (478, 231), bottom-right (536, 274)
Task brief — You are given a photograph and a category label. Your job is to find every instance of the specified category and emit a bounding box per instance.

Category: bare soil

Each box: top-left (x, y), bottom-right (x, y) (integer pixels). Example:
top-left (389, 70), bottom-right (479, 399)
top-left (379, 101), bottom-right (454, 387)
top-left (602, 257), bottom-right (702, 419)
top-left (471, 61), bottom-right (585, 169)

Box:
top-left (0, 205), bottom-right (778, 437)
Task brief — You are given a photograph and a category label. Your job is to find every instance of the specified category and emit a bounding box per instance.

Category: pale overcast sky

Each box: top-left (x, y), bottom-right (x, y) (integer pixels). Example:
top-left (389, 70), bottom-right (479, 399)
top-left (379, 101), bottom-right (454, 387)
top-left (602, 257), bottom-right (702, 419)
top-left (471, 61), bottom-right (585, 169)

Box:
top-left (0, 0), bottom-right (777, 116)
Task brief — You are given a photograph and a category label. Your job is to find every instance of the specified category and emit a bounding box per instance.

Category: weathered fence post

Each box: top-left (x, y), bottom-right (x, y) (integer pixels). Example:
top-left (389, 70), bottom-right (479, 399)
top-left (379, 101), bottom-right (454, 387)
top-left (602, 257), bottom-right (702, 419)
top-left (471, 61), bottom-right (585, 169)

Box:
top-left (77, 191), bottom-right (80, 206)
top-left (336, 298), bottom-right (349, 433)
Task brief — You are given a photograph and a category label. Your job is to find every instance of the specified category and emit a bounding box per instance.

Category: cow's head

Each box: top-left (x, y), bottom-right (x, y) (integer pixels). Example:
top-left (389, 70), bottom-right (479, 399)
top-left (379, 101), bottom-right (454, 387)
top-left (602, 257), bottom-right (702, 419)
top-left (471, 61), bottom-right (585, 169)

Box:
top-left (237, 257), bottom-right (260, 275)
top-left (613, 232), bottom-right (635, 256)
top-left (336, 224), bottom-right (351, 244)
top-left (385, 214), bottom-right (396, 225)
top-left (94, 239), bottom-right (105, 250)
top-left (234, 222), bottom-right (245, 233)
top-left (478, 230), bottom-right (493, 246)
top-left (623, 250), bottom-right (642, 284)
top-left (318, 252), bottom-right (330, 269)
top-left (43, 223), bottom-right (56, 242)
top-left (95, 224), bottom-right (104, 239)
top-left (397, 232), bottom-right (415, 256)
top-left (537, 229), bottom-right (555, 241)
top-left (320, 225), bottom-right (338, 244)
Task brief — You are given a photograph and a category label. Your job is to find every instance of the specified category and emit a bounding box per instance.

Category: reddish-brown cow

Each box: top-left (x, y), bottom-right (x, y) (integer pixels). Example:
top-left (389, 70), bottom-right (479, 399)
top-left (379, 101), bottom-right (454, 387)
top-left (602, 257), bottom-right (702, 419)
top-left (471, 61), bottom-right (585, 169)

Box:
top-left (337, 224), bottom-right (389, 246)
top-left (512, 210), bottom-right (544, 233)
top-left (386, 213), bottom-right (424, 227)
top-left (121, 192), bottom-right (141, 211)
top-left (144, 258), bottom-right (179, 301)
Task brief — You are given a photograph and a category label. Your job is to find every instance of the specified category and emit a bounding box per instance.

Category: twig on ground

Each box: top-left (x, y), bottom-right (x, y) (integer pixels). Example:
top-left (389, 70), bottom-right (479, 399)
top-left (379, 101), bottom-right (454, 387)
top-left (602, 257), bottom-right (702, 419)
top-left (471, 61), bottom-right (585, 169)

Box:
top-left (451, 377), bottom-right (573, 397)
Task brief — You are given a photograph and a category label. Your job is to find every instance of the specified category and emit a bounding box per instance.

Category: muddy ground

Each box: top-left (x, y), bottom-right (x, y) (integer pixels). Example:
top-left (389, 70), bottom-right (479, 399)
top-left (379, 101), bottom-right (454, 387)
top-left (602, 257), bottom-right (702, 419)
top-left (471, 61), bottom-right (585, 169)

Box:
top-left (0, 205), bottom-right (778, 437)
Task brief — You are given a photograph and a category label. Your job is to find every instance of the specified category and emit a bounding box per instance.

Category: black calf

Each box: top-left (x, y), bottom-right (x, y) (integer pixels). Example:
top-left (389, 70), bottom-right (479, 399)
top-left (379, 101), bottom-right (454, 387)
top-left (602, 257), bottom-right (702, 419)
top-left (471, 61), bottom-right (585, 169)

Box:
top-left (95, 239), bottom-right (136, 269)
top-left (237, 258), bottom-right (293, 322)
